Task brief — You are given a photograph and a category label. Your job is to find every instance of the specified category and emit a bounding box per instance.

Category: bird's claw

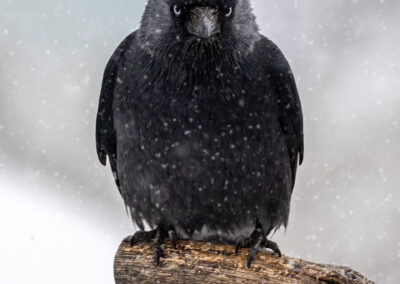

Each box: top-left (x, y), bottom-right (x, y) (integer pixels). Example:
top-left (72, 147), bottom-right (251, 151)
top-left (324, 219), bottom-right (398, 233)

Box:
top-left (235, 236), bottom-right (250, 254)
top-left (265, 239), bottom-right (282, 257)
top-left (130, 229), bottom-right (157, 247)
top-left (154, 246), bottom-right (163, 266)
top-left (168, 229), bottom-right (177, 250)
top-left (247, 246), bottom-right (259, 268)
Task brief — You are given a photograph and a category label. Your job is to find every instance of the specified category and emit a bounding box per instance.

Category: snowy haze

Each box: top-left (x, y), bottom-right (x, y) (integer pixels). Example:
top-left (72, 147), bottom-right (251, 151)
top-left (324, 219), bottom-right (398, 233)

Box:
top-left (1, 0), bottom-right (399, 283)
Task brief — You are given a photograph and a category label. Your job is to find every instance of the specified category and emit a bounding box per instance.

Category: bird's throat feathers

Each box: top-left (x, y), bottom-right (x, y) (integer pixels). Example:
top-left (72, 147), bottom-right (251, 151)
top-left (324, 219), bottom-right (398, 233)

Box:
top-left (137, 36), bottom-right (256, 95)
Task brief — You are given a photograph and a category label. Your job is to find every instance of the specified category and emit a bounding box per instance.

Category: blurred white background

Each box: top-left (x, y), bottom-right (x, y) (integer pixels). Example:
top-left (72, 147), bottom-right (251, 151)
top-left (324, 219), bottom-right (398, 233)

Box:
top-left (1, 0), bottom-right (399, 283)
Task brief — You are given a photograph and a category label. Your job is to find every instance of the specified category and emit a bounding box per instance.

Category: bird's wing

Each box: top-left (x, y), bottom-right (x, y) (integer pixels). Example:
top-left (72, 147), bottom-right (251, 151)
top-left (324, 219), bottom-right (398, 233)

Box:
top-left (258, 36), bottom-right (304, 190)
top-left (96, 32), bottom-right (136, 189)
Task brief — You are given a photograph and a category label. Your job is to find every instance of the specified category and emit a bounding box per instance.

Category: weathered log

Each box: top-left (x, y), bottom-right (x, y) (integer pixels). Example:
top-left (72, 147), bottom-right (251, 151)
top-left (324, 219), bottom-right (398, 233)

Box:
top-left (114, 236), bottom-right (374, 284)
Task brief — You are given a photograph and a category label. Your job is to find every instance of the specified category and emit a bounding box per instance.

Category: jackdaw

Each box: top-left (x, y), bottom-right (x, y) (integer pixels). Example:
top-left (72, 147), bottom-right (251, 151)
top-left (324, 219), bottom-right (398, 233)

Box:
top-left (96, 0), bottom-right (304, 267)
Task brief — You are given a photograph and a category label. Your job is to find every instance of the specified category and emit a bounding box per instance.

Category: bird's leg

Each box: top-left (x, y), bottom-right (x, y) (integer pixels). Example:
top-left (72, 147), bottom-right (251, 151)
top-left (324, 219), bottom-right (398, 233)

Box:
top-left (235, 223), bottom-right (282, 268)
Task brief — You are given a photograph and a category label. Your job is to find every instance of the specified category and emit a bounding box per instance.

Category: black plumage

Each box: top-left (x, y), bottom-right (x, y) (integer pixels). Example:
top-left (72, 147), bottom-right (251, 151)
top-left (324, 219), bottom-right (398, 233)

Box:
top-left (96, 0), bottom-right (303, 266)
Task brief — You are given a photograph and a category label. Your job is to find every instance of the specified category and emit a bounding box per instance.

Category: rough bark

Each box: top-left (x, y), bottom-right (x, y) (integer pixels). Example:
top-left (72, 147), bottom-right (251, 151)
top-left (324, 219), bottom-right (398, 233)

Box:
top-left (114, 236), bottom-right (374, 284)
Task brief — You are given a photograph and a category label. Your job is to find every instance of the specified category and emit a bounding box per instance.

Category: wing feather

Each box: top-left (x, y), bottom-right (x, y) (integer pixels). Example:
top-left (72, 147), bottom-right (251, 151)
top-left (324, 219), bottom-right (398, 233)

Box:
top-left (258, 37), bottom-right (304, 189)
top-left (96, 32), bottom-right (136, 189)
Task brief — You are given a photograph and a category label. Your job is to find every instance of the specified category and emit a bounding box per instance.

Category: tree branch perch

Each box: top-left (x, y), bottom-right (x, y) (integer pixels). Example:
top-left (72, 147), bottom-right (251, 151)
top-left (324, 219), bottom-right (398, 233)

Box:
top-left (114, 236), bottom-right (374, 284)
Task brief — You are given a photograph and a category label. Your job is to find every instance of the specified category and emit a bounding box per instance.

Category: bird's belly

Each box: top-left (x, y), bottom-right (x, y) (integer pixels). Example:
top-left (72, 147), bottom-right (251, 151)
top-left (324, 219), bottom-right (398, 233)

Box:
top-left (118, 114), bottom-right (291, 241)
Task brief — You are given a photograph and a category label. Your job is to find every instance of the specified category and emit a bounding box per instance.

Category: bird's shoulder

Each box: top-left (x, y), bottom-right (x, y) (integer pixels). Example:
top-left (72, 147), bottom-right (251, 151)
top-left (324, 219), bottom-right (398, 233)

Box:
top-left (251, 34), bottom-right (292, 75)
top-left (108, 30), bottom-right (139, 64)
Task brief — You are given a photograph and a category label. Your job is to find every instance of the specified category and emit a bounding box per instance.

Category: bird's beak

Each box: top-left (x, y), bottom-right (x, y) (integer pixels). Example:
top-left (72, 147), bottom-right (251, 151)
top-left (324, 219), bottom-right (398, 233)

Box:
top-left (186, 7), bottom-right (221, 39)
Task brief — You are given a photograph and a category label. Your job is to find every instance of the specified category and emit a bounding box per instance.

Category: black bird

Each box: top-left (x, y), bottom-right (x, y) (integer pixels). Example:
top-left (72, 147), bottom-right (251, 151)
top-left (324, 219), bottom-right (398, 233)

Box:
top-left (96, 0), bottom-right (304, 267)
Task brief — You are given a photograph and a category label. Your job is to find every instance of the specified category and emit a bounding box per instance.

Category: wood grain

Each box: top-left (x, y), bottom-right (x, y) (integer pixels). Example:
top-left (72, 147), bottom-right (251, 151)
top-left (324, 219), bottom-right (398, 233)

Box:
top-left (114, 236), bottom-right (375, 284)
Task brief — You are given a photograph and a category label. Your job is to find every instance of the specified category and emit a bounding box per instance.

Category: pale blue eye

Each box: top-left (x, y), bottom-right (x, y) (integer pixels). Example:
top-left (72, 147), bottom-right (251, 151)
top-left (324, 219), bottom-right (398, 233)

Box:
top-left (225, 7), bottom-right (233, 17)
top-left (173, 5), bottom-right (181, 16)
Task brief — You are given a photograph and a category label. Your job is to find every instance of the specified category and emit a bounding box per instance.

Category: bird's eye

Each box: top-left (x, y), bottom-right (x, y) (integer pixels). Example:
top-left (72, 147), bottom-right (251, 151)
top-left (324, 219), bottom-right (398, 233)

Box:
top-left (173, 5), bottom-right (182, 16)
top-left (225, 7), bottom-right (233, 17)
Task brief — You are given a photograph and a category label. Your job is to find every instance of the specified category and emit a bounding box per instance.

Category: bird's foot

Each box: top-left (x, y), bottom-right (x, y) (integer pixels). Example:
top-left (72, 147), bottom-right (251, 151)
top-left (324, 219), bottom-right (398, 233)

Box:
top-left (130, 226), bottom-right (178, 266)
top-left (235, 225), bottom-right (282, 268)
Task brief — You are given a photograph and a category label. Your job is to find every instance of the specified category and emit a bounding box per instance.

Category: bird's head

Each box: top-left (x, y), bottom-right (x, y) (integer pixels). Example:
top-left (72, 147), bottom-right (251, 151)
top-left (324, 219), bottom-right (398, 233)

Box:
top-left (139, 0), bottom-right (259, 53)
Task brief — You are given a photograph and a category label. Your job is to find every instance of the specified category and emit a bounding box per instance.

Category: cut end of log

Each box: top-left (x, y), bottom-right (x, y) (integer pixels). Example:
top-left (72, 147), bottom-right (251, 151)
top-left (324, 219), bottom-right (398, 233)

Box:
top-left (114, 236), bottom-right (375, 284)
